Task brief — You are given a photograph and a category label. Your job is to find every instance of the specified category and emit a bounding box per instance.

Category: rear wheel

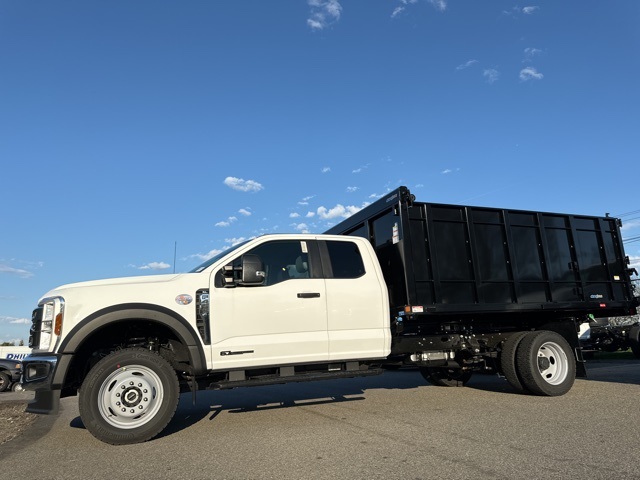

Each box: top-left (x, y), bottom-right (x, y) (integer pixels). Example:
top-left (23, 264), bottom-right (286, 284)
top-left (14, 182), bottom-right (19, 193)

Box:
top-left (628, 325), bottom-right (640, 359)
top-left (79, 348), bottom-right (180, 445)
top-left (419, 367), bottom-right (472, 387)
top-left (500, 332), bottom-right (529, 393)
top-left (516, 331), bottom-right (576, 396)
top-left (0, 372), bottom-right (10, 392)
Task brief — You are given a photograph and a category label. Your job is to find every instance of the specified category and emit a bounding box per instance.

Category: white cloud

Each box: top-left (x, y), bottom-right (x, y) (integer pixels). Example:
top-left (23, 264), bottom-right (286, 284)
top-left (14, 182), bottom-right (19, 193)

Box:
top-left (317, 204), bottom-right (362, 220)
top-left (225, 237), bottom-right (247, 246)
top-left (391, 6), bottom-right (405, 18)
top-left (238, 208), bottom-right (252, 216)
top-left (292, 223), bottom-right (310, 233)
top-left (307, 0), bottom-right (342, 31)
top-left (0, 264), bottom-right (34, 279)
top-left (524, 47), bottom-right (542, 62)
top-left (0, 316), bottom-right (31, 325)
top-left (442, 169), bottom-right (452, 174)
top-left (215, 216), bottom-right (238, 227)
top-left (138, 262), bottom-right (171, 271)
top-left (191, 248), bottom-right (225, 261)
top-left (290, 212), bottom-right (301, 218)
top-left (391, 0), bottom-right (419, 18)
top-left (306, 212), bottom-right (316, 218)
top-left (520, 67), bottom-right (544, 81)
top-left (628, 255), bottom-right (640, 272)
top-left (224, 176), bottom-right (264, 193)
top-left (523, 6), bottom-right (539, 15)
top-left (622, 220), bottom-right (640, 231)
top-left (346, 186), bottom-right (359, 193)
top-left (456, 59), bottom-right (478, 71)
top-left (429, 0), bottom-right (447, 12)
top-left (321, 167), bottom-right (331, 173)
top-left (352, 168), bottom-right (362, 174)
top-left (483, 68), bottom-right (500, 84)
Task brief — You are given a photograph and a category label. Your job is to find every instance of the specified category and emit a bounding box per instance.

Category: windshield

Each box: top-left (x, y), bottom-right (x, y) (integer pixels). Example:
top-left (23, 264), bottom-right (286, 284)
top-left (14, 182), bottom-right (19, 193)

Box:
top-left (189, 239), bottom-right (251, 273)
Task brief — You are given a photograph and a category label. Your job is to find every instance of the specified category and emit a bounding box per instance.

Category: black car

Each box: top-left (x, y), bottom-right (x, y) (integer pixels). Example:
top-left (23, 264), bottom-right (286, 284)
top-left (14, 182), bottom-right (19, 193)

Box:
top-left (0, 359), bottom-right (22, 392)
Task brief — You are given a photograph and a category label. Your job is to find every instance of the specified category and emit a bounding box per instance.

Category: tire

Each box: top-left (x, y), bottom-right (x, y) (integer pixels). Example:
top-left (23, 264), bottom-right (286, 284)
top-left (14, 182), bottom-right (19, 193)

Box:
top-left (500, 332), bottom-right (529, 393)
top-left (79, 348), bottom-right (180, 445)
top-left (628, 325), bottom-right (640, 359)
top-left (0, 372), bottom-right (10, 392)
top-left (419, 367), bottom-right (472, 387)
top-left (12, 381), bottom-right (23, 392)
top-left (516, 331), bottom-right (576, 396)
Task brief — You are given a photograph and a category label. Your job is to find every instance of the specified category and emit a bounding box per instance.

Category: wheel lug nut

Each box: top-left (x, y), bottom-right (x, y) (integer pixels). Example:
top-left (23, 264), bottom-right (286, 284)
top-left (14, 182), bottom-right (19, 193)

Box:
top-left (138, 383), bottom-right (142, 387)
top-left (116, 402), bottom-right (121, 406)
top-left (116, 393), bottom-right (120, 397)
top-left (130, 409), bottom-right (135, 413)
top-left (121, 408), bottom-right (126, 412)
top-left (144, 398), bottom-right (148, 402)
top-left (121, 385), bottom-right (126, 389)
top-left (129, 381), bottom-right (134, 385)
top-left (139, 405), bottom-right (143, 409)
top-left (143, 389), bottom-right (148, 393)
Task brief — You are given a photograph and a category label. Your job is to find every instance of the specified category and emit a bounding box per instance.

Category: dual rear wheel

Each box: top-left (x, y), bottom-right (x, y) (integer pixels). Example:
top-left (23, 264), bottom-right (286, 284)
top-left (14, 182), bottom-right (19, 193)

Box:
top-left (420, 330), bottom-right (576, 397)
top-left (500, 330), bottom-right (576, 396)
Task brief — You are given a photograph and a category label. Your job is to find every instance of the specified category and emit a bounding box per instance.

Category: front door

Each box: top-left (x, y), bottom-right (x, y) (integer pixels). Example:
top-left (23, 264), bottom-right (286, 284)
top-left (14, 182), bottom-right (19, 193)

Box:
top-left (209, 239), bottom-right (328, 370)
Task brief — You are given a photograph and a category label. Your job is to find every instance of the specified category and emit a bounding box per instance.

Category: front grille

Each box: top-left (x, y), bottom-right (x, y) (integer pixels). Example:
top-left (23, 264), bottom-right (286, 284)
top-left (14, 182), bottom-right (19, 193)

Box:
top-left (195, 289), bottom-right (210, 345)
top-left (29, 306), bottom-right (43, 348)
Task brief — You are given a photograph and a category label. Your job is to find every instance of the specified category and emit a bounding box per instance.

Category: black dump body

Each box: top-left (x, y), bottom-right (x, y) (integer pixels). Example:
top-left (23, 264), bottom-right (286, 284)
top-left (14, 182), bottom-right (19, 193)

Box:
top-left (325, 187), bottom-right (637, 330)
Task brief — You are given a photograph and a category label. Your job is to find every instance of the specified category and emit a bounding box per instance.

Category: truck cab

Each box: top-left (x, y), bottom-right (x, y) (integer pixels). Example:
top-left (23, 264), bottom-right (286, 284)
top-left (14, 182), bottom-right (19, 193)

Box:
top-left (21, 234), bottom-right (390, 444)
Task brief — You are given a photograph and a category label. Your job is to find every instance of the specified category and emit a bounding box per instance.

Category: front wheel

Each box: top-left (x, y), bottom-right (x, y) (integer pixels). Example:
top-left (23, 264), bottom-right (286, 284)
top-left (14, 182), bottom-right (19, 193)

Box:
top-left (419, 367), bottom-right (472, 387)
top-left (79, 348), bottom-right (180, 445)
top-left (516, 331), bottom-right (576, 396)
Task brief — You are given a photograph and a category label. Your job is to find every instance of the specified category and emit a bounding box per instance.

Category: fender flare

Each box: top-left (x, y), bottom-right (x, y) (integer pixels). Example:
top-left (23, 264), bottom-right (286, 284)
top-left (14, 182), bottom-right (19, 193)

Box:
top-left (59, 303), bottom-right (207, 375)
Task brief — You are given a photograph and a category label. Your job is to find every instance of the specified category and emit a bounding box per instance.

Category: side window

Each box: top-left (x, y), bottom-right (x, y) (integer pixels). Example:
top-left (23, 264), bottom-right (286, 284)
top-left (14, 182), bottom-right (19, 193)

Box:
top-left (233, 240), bottom-right (311, 286)
top-left (326, 241), bottom-right (366, 279)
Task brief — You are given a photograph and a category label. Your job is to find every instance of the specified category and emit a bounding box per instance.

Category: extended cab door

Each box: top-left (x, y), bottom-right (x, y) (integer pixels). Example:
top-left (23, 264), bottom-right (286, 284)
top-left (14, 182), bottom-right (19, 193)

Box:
top-left (209, 239), bottom-right (328, 370)
top-left (320, 238), bottom-right (391, 361)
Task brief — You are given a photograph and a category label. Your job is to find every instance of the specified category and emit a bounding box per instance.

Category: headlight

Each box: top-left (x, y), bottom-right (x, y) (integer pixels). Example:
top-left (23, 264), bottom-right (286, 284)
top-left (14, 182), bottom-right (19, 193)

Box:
top-left (37, 297), bottom-right (64, 350)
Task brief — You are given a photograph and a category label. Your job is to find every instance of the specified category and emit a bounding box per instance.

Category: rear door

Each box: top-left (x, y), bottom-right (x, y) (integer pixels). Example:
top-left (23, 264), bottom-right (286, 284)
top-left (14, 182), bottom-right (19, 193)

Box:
top-left (321, 239), bottom-right (390, 361)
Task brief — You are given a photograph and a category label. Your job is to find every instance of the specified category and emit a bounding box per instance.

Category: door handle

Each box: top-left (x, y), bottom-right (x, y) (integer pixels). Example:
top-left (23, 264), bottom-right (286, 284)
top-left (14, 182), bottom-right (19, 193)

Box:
top-left (297, 293), bottom-right (321, 298)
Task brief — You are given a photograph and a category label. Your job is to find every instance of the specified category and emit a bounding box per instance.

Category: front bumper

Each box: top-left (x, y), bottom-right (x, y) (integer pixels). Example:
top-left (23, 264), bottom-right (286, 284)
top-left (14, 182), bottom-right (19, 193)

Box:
top-left (21, 354), bottom-right (65, 415)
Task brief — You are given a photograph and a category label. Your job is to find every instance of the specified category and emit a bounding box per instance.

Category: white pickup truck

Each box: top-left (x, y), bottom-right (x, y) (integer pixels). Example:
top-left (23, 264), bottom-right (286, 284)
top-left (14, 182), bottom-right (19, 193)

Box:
top-left (21, 187), bottom-right (638, 445)
top-left (22, 234), bottom-right (392, 444)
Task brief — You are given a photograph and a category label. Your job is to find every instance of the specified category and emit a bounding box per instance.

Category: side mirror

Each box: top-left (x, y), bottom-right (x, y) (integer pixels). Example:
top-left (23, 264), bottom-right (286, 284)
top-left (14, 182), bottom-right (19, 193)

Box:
top-left (240, 254), bottom-right (265, 285)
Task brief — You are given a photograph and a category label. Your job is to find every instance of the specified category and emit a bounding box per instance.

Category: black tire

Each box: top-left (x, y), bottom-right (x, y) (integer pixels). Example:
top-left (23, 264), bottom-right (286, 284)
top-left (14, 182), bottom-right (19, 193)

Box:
top-left (78, 348), bottom-right (180, 445)
top-left (0, 372), bottom-right (10, 392)
top-left (499, 332), bottom-right (529, 393)
top-left (628, 325), bottom-right (640, 359)
top-left (516, 331), bottom-right (576, 396)
top-left (419, 367), bottom-right (472, 387)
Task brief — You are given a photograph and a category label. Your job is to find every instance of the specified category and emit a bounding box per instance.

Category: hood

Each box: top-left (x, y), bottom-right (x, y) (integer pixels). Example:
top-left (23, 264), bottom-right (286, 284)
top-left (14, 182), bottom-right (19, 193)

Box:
top-left (41, 274), bottom-right (183, 300)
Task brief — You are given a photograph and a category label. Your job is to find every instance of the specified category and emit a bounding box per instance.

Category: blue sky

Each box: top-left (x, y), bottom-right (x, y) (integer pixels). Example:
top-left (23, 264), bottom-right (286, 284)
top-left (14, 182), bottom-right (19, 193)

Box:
top-left (1, 1), bottom-right (639, 344)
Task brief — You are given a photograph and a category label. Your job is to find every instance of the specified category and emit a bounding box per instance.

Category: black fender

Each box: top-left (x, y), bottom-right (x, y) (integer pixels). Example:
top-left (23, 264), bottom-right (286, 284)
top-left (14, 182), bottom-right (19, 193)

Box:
top-left (59, 303), bottom-right (207, 375)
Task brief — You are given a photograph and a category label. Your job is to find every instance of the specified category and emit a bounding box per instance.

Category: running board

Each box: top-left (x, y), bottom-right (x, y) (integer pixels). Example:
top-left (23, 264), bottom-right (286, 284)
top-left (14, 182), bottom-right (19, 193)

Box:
top-left (209, 364), bottom-right (383, 390)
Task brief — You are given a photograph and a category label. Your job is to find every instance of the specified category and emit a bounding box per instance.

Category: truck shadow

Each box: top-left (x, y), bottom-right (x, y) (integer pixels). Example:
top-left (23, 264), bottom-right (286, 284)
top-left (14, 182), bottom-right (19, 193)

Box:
top-left (73, 363), bottom-right (637, 439)
top-left (156, 370), bottom-right (518, 438)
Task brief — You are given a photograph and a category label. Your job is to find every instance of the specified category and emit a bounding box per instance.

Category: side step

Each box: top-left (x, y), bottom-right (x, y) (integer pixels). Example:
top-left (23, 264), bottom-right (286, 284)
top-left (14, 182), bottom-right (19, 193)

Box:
top-left (209, 363), bottom-right (383, 390)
